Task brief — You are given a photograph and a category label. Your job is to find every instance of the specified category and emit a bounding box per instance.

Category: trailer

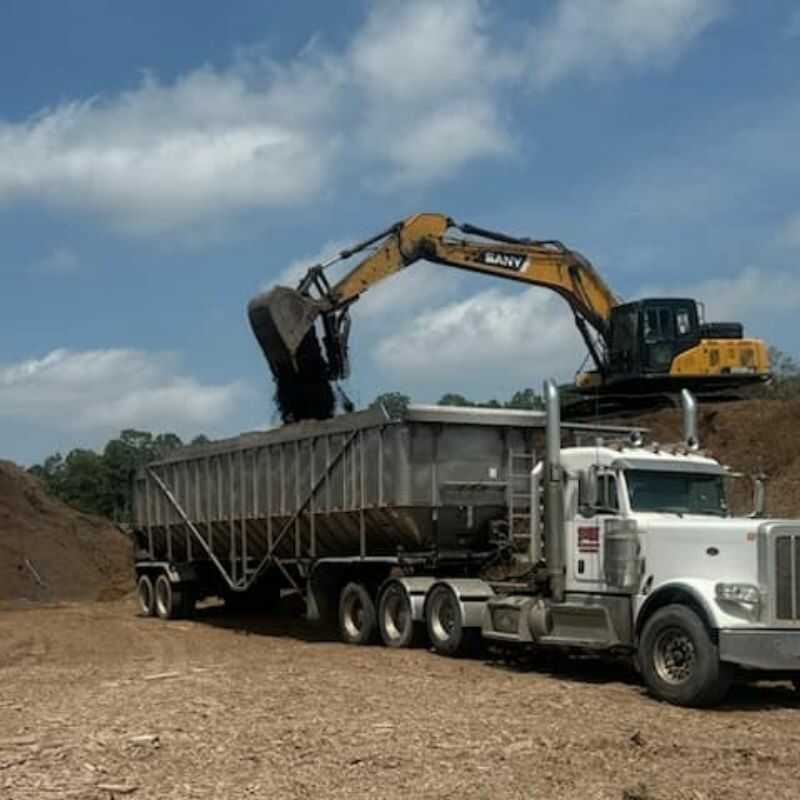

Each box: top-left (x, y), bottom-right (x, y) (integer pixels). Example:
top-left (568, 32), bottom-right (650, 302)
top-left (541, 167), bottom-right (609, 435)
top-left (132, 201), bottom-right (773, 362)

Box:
top-left (132, 385), bottom-right (800, 707)
top-left (131, 403), bottom-right (638, 642)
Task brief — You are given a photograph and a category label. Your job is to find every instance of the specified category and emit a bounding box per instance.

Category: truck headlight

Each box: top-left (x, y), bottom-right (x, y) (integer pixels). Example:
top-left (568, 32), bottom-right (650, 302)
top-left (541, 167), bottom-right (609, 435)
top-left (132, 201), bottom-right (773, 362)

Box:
top-left (715, 582), bottom-right (762, 620)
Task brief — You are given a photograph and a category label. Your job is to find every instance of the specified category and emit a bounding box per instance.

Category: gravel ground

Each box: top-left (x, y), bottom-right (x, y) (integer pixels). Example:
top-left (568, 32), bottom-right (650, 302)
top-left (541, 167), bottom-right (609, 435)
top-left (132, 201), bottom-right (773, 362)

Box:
top-left (2, 599), bottom-right (800, 800)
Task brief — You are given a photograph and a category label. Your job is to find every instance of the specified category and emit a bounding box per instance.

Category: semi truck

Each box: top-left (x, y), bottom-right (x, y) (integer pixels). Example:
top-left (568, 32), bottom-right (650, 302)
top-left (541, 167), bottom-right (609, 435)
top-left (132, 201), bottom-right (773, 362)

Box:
top-left (131, 383), bottom-right (800, 707)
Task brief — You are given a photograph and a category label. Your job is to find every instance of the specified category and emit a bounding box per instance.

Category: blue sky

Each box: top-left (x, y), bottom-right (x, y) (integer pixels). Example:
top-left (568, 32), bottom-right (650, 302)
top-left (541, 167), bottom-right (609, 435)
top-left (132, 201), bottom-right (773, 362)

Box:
top-left (2, 1), bottom-right (799, 464)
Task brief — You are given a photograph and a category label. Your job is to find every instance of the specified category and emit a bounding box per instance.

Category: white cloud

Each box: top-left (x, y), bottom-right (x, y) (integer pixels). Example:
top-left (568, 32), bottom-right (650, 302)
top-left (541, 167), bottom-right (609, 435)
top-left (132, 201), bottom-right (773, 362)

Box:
top-left (643, 267), bottom-right (800, 323)
top-left (0, 66), bottom-right (340, 234)
top-left (0, 348), bottom-right (246, 438)
top-left (350, 0), bottom-right (515, 183)
top-left (527, 0), bottom-right (727, 88)
top-left (0, 2), bottom-right (723, 235)
top-left (372, 288), bottom-right (585, 396)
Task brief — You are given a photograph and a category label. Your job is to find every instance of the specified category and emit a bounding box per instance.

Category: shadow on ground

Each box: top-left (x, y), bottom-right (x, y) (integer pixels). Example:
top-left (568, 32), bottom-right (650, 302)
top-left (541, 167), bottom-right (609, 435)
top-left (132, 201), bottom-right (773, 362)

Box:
top-left (187, 599), bottom-right (800, 710)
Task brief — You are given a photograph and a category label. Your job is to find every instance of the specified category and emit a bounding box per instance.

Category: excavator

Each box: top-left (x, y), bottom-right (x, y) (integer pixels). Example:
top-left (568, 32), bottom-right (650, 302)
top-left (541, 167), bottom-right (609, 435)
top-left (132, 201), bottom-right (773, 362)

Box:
top-left (248, 213), bottom-right (770, 422)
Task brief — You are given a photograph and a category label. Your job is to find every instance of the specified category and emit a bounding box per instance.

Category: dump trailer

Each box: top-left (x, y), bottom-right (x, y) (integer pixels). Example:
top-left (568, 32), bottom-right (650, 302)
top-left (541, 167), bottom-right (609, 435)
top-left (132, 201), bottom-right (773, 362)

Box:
top-left (132, 387), bottom-right (800, 708)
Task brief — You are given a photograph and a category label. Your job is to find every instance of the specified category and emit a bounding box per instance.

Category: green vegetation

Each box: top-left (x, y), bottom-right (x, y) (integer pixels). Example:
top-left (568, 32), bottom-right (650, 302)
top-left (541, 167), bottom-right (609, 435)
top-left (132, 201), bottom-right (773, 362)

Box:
top-left (374, 388), bottom-right (544, 416)
top-left (767, 346), bottom-right (800, 399)
top-left (29, 429), bottom-right (208, 521)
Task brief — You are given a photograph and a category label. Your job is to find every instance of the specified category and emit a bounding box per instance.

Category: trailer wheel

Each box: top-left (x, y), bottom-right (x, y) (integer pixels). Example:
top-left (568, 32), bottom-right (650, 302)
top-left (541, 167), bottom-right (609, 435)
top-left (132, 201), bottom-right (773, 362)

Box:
top-left (639, 604), bottom-right (733, 707)
top-left (136, 575), bottom-right (155, 617)
top-left (378, 583), bottom-right (423, 648)
top-left (154, 573), bottom-right (185, 621)
top-left (339, 582), bottom-right (377, 645)
top-left (426, 584), bottom-right (478, 658)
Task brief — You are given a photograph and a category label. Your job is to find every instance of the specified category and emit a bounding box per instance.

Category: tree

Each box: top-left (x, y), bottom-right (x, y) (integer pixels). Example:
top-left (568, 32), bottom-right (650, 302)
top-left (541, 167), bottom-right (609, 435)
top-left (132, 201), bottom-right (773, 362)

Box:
top-left (59, 449), bottom-right (110, 516)
top-left (506, 388), bottom-right (544, 411)
top-left (372, 392), bottom-right (411, 419)
top-left (766, 346), bottom-right (800, 399)
top-left (30, 428), bottom-right (202, 522)
top-left (438, 393), bottom-right (474, 407)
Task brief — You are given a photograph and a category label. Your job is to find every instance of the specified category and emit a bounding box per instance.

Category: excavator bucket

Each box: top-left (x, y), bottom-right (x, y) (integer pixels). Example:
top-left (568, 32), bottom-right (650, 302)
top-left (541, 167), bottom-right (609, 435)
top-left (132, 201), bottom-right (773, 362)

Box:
top-left (248, 286), bottom-right (324, 375)
top-left (248, 287), bottom-right (336, 422)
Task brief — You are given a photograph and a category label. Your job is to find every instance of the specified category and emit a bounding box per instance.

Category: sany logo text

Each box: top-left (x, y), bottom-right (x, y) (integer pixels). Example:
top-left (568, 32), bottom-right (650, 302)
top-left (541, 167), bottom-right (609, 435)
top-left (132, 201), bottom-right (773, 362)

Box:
top-left (480, 252), bottom-right (528, 271)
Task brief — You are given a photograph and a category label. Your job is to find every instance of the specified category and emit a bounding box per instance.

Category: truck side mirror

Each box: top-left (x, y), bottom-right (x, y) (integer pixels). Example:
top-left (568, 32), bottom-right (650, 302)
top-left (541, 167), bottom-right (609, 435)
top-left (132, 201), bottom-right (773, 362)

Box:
top-left (579, 467), bottom-right (598, 514)
top-left (749, 477), bottom-right (766, 519)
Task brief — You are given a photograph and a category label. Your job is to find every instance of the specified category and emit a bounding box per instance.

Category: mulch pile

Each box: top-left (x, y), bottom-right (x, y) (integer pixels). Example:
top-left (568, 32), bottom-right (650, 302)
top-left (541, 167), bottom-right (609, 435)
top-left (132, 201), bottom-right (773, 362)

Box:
top-left (0, 460), bottom-right (132, 603)
top-left (631, 398), bottom-right (800, 517)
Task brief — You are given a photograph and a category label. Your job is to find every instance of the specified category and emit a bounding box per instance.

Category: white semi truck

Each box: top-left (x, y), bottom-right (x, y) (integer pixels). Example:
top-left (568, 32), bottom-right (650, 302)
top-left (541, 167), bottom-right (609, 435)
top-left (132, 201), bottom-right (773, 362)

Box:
top-left (132, 382), bottom-right (800, 707)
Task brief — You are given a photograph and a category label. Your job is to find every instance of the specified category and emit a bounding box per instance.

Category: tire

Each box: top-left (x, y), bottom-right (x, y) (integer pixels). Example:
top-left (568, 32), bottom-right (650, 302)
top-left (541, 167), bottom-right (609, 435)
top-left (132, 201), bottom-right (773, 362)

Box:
top-left (338, 582), bottom-right (377, 645)
top-left (154, 573), bottom-right (185, 621)
top-left (136, 574), bottom-right (155, 617)
top-left (638, 604), bottom-right (733, 707)
top-left (180, 587), bottom-right (196, 619)
top-left (378, 583), bottom-right (424, 648)
top-left (425, 584), bottom-right (479, 658)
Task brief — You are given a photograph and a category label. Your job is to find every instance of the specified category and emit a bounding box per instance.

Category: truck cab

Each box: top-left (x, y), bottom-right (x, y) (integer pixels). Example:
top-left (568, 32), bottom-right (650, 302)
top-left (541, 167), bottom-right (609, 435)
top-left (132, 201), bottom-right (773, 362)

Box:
top-left (480, 385), bottom-right (800, 707)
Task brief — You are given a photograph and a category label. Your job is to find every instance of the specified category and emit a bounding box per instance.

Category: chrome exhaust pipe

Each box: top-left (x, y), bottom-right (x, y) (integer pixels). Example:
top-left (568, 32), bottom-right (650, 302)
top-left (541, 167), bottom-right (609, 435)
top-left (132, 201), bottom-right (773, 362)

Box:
top-left (544, 380), bottom-right (565, 602)
top-left (681, 389), bottom-right (699, 450)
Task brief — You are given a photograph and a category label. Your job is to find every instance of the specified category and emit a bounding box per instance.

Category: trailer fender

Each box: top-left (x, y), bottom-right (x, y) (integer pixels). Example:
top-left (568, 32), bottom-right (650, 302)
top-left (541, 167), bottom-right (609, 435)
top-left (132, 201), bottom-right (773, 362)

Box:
top-left (424, 578), bottom-right (495, 629)
top-left (379, 577), bottom-right (437, 622)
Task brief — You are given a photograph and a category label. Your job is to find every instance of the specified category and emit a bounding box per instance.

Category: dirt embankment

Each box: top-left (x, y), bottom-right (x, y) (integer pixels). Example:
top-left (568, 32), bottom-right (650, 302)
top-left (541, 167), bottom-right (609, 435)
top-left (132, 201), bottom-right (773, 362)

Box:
top-left (630, 398), bottom-right (800, 517)
top-left (0, 461), bottom-right (132, 604)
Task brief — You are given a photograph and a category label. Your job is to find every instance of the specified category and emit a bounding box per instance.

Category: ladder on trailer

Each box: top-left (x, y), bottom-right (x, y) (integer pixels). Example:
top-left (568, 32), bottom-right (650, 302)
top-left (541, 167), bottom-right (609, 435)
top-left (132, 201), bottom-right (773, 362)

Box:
top-left (506, 450), bottom-right (537, 558)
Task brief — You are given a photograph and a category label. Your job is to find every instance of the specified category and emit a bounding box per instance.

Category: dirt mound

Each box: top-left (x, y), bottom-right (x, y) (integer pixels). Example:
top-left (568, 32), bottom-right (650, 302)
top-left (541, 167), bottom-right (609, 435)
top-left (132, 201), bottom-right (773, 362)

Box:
top-left (630, 398), bottom-right (800, 517)
top-left (0, 460), bottom-right (133, 603)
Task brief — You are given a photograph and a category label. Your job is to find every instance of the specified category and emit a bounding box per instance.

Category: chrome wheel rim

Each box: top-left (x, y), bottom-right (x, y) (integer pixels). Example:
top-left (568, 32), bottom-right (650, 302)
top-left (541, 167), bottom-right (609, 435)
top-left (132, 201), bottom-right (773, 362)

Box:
top-left (343, 592), bottom-right (365, 639)
top-left (137, 578), bottom-right (152, 614)
top-left (430, 590), bottom-right (457, 643)
top-left (382, 590), bottom-right (409, 642)
top-left (653, 627), bottom-right (696, 685)
top-left (155, 578), bottom-right (170, 618)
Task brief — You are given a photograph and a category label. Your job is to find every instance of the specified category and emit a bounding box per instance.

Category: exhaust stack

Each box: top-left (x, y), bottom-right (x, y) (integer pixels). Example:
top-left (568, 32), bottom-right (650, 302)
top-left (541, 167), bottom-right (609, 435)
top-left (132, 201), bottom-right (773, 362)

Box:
top-left (543, 379), bottom-right (565, 602)
top-left (681, 389), bottom-right (699, 450)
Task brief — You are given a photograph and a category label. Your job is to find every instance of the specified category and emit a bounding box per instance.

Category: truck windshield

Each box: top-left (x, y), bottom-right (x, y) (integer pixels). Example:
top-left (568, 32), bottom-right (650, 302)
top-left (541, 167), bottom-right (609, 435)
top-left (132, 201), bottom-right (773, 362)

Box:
top-left (626, 469), bottom-right (727, 516)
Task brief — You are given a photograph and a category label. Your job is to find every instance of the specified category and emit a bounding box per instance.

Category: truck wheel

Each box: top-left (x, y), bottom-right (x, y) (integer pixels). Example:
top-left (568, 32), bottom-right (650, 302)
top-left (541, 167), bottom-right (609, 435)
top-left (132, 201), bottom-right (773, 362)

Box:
top-left (136, 575), bottom-right (155, 617)
top-left (378, 583), bottom-right (424, 648)
top-left (181, 587), bottom-right (196, 619)
top-left (639, 604), bottom-right (733, 707)
top-left (339, 582), bottom-right (377, 645)
top-left (154, 573), bottom-right (185, 620)
top-left (426, 584), bottom-right (478, 658)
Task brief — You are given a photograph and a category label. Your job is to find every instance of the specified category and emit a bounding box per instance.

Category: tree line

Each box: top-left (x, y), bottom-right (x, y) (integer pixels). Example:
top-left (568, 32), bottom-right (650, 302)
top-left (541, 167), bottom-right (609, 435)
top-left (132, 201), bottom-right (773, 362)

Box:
top-left (372, 387), bottom-right (544, 418)
top-left (28, 429), bottom-right (210, 521)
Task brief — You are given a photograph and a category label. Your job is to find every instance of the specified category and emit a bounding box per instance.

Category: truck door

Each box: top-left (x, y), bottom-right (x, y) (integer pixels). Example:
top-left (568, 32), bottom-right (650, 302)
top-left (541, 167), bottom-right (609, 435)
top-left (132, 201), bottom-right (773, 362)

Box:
top-left (574, 471), bottom-right (620, 586)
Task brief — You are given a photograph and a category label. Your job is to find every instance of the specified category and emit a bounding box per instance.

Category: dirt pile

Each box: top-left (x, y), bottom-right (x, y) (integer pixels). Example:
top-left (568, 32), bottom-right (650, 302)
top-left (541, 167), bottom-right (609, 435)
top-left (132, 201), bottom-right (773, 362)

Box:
top-left (631, 398), bottom-right (800, 517)
top-left (0, 460), bottom-right (133, 603)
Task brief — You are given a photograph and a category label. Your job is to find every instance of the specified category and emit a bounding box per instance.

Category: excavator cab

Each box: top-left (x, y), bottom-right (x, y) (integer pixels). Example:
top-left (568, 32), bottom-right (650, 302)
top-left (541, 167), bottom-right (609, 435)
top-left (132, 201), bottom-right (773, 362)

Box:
top-left (608, 298), bottom-right (700, 378)
top-left (606, 298), bottom-right (767, 391)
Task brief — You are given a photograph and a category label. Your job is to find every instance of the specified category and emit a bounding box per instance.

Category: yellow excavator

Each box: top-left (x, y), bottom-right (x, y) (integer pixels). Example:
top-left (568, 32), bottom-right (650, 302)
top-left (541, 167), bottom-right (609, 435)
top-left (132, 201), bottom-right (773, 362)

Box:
top-left (248, 213), bottom-right (770, 421)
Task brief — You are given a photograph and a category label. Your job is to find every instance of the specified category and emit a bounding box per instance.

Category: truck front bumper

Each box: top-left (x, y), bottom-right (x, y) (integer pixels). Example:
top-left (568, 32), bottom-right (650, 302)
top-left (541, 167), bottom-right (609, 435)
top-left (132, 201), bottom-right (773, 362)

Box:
top-left (719, 629), bottom-right (800, 671)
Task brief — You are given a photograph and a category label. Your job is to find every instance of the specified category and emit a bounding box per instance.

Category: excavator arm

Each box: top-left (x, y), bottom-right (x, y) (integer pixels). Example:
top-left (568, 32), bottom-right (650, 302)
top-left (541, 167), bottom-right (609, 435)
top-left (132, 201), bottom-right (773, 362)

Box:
top-left (249, 213), bottom-right (620, 417)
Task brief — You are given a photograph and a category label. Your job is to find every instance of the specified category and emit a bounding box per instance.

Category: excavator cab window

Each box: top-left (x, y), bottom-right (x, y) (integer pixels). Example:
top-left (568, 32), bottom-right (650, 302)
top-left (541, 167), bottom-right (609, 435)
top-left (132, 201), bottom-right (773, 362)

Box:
top-left (609, 299), bottom-right (700, 379)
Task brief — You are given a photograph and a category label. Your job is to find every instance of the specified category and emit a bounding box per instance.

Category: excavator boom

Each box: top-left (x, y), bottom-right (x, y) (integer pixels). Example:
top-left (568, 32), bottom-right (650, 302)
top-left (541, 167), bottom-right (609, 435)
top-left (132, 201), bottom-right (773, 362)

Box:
top-left (249, 213), bottom-right (620, 420)
top-left (249, 213), bottom-right (769, 423)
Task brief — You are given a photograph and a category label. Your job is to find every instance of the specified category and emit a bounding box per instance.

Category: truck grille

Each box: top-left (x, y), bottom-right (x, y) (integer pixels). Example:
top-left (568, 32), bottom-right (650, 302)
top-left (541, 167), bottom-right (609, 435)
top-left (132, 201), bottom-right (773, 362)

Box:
top-left (775, 535), bottom-right (800, 621)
